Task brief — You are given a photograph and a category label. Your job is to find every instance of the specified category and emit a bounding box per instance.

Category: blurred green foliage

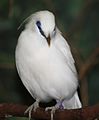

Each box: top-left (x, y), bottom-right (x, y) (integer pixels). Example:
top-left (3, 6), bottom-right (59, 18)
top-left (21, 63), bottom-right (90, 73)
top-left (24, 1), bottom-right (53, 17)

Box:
top-left (0, 0), bottom-right (99, 119)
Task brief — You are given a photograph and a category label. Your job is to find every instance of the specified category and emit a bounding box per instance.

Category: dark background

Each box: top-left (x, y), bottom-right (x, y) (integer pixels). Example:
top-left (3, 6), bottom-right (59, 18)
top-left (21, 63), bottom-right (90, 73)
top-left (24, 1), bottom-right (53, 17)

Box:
top-left (0, 0), bottom-right (99, 119)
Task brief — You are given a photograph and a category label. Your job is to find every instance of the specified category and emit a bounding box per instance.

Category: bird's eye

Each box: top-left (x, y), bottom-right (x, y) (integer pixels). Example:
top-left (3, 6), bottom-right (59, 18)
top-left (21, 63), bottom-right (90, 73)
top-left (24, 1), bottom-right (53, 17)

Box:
top-left (53, 26), bottom-right (56, 36)
top-left (53, 26), bottom-right (56, 31)
top-left (36, 21), bottom-right (41, 28)
top-left (36, 20), bottom-right (46, 38)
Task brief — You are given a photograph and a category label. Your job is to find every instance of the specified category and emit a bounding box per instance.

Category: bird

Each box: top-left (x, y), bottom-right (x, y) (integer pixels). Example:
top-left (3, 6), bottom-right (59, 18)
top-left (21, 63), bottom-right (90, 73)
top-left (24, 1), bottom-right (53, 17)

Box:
top-left (15, 10), bottom-right (82, 120)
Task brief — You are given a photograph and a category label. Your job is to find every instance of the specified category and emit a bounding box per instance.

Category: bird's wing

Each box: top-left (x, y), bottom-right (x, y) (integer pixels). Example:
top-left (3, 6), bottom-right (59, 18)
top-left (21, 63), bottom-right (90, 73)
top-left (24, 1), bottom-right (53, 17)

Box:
top-left (54, 32), bottom-right (77, 76)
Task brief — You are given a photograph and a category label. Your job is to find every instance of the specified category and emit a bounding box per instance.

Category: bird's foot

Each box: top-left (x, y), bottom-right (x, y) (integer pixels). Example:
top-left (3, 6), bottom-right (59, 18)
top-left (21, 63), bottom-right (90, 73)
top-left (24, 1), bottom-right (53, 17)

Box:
top-left (45, 104), bottom-right (60, 120)
top-left (24, 99), bottom-right (39, 120)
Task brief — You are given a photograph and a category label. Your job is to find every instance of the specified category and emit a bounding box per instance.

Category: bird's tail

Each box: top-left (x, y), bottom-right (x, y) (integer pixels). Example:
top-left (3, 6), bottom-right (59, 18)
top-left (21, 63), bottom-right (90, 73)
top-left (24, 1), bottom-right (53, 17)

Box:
top-left (62, 92), bottom-right (82, 109)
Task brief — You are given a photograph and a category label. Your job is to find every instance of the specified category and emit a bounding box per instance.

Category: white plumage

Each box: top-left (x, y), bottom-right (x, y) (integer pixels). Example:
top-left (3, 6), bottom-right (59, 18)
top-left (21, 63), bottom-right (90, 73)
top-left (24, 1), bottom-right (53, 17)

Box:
top-left (15, 10), bottom-right (82, 120)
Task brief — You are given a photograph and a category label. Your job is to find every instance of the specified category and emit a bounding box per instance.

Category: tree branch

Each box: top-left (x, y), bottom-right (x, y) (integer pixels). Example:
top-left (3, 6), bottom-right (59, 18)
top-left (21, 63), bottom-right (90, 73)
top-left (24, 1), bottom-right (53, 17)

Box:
top-left (8, 0), bottom-right (14, 18)
top-left (78, 47), bottom-right (99, 105)
top-left (79, 47), bottom-right (99, 80)
top-left (0, 103), bottom-right (99, 120)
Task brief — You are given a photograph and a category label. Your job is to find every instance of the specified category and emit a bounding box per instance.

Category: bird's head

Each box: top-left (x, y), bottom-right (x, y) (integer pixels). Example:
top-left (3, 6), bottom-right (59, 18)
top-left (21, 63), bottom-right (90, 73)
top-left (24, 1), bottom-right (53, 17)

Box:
top-left (26, 10), bottom-right (57, 46)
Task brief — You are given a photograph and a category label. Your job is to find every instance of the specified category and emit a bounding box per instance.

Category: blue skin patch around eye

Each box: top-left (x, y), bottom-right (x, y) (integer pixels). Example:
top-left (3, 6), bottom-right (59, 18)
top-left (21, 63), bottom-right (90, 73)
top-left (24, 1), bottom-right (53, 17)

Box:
top-left (36, 21), bottom-right (41, 28)
top-left (36, 21), bottom-right (46, 38)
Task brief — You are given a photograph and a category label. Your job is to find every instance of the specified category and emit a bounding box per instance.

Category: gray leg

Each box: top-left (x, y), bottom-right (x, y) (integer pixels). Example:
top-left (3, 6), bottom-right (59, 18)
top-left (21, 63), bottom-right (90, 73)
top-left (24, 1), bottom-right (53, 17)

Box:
top-left (45, 100), bottom-right (64, 120)
top-left (25, 99), bottom-right (39, 120)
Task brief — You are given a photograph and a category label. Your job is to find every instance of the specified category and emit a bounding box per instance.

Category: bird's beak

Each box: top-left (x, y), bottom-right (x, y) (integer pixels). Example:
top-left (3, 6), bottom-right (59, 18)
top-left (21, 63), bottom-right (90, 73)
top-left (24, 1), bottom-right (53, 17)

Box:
top-left (46, 34), bottom-right (51, 46)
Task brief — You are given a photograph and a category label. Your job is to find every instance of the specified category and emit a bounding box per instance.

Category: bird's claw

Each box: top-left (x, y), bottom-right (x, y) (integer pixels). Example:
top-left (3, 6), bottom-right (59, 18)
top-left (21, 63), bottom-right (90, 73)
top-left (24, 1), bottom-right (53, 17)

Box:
top-left (45, 105), bottom-right (59, 120)
top-left (24, 100), bottom-right (39, 120)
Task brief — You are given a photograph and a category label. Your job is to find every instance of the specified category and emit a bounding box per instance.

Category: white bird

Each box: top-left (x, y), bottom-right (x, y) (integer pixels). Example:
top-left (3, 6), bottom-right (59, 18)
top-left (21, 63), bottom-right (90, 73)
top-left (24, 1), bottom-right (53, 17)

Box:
top-left (15, 10), bottom-right (82, 120)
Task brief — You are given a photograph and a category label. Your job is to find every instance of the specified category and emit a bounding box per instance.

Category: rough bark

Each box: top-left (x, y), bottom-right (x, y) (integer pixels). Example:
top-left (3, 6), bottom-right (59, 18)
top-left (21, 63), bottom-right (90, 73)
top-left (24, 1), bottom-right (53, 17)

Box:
top-left (0, 103), bottom-right (99, 120)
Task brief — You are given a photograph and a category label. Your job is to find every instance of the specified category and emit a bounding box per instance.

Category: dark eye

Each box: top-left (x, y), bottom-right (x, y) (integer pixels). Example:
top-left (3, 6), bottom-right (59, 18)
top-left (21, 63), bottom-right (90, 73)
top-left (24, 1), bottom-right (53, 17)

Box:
top-left (53, 26), bottom-right (56, 31)
top-left (36, 20), bottom-right (46, 38)
top-left (53, 26), bottom-right (56, 36)
top-left (36, 21), bottom-right (41, 29)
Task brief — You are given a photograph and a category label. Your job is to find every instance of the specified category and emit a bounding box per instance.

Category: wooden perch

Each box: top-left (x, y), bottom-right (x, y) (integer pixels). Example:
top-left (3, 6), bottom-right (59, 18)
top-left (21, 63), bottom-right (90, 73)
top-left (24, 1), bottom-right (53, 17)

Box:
top-left (0, 103), bottom-right (99, 120)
